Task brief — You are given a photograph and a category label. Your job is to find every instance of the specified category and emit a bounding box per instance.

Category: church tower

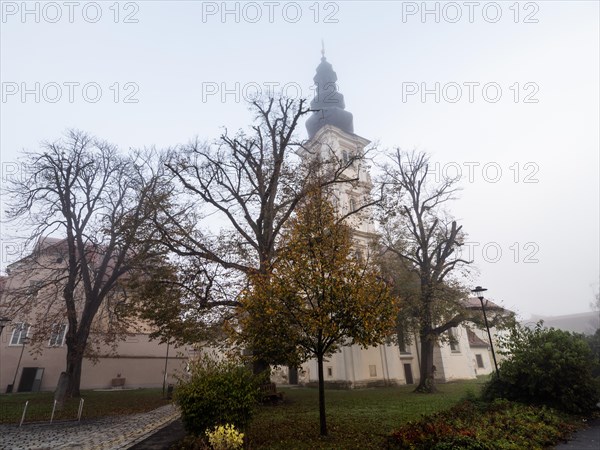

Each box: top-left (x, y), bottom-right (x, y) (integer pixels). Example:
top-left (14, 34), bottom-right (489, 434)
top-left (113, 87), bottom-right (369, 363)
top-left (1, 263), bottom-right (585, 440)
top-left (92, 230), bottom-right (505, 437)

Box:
top-left (305, 51), bottom-right (377, 257)
top-left (291, 51), bottom-right (401, 388)
top-left (277, 51), bottom-right (484, 389)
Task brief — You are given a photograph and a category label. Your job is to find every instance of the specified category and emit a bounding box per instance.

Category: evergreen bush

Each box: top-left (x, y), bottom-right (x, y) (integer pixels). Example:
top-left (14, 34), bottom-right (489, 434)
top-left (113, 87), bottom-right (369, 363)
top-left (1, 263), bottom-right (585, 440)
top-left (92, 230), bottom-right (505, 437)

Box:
top-left (174, 354), bottom-right (261, 435)
top-left (482, 323), bottom-right (600, 414)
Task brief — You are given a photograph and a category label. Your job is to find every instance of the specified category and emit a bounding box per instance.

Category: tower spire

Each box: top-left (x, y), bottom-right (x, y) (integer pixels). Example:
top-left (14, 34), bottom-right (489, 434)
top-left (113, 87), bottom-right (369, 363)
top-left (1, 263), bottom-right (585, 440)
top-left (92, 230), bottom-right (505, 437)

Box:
top-left (306, 47), bottom-right (354, 139)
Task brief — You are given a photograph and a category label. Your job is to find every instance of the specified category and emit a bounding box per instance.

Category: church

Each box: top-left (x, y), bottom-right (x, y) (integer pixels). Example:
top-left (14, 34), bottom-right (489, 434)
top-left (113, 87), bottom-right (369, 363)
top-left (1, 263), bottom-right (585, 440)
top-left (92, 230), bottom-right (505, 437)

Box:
top-left (272, 52), bottom-right (497, 387)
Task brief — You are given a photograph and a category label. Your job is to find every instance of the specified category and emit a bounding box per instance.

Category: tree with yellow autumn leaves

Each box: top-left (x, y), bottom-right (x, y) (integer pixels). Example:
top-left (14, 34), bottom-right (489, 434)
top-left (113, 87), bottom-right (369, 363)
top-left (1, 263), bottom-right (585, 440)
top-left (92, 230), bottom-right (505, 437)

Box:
top-left (239, 186), bottom-right (397, 436)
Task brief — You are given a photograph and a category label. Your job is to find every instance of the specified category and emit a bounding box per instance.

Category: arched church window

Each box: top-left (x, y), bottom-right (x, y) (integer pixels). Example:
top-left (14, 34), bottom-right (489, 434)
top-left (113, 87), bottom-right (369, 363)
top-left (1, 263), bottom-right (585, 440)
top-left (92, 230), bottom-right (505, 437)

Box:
top-left (355, 248), bottom-right (364, 261)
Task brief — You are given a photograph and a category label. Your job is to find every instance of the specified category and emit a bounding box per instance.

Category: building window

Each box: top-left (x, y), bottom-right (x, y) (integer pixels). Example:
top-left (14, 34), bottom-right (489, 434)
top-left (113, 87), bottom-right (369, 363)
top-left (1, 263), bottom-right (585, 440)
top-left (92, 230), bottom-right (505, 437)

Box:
top-left (355, 248), bottom-right (364, 262)
top-left (399, 340), bottom-right (409, 354)
top-left (398, 327), bottom-right (411, 354)
top-left (10, 323), bottom-right (30, 345)
top-left (327, 367), bottom-right (333, 377)
top-left (342, 149), bottom-right (350, 165)
top-left (369, 365), bottom-right (377, 377)
top-left (475, 354), bottom-right (484, 368)
top-left (349, 198), bottom-right (356, 212)
top-left (448, 328), bottom-right (460, 352)
top-left (49, 324), bottom-right (67, 347)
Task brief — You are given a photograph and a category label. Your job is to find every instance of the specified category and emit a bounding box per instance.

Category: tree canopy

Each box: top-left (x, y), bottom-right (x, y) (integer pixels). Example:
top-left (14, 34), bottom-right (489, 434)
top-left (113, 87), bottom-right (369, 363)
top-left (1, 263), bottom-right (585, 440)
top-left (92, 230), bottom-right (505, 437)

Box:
top-left (239, 186), bottom-right (397, 435)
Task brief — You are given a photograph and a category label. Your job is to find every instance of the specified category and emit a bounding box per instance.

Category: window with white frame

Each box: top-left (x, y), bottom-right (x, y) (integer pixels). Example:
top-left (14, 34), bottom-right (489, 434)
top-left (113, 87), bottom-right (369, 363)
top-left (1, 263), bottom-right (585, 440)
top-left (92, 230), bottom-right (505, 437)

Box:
top-left (342, 149), bottom-right (350, 165)
top-left (49, 323), bottom-right (67, 347)
top-left (398, 327), bottom-right (411, 354)
top-left (369, 365), bottom-right (377, 377)
top-left (475, 354), bottom-right (484, 368)
top-left (10, 323), bottom-right (30, 345)
top-left (448, 328), bottom-right (460, 352)
top-left (349, 197), bottom-right (356, 212)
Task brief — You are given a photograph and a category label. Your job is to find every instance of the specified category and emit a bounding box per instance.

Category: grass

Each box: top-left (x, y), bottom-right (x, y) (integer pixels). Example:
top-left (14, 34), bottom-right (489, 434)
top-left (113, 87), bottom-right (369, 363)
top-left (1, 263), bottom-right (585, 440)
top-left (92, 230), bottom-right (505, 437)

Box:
top-left (0, 388), bottom-right (170, 425)
top-left (245, 379), bottom-right (487, 449)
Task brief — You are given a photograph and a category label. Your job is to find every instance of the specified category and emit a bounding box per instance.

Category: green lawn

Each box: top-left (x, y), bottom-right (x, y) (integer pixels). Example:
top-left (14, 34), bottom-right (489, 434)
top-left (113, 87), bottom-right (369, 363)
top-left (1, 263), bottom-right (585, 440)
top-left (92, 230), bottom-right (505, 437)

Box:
top-left (0, 380), bottom-right (486, 449)
top-left (0, 388), bottom-right (170, 424)
top-left (245, 379), bottom-right (487, 449)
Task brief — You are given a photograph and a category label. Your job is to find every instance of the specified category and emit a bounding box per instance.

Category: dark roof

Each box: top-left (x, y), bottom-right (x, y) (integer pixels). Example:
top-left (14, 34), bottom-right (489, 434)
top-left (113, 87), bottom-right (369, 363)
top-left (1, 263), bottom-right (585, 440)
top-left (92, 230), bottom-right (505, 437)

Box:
top-left (467, 329), bottom-right (489, 348)
top-left (36, 236), bottom-right (64, 248)
top-left (7, 236), bottom-right (122, 280)
top-left (6, 236), bottom-right (67, 271)
top-left (306, 55), bottom-right (354, 139)
top-left (465, 297), bottom-right (505, 311)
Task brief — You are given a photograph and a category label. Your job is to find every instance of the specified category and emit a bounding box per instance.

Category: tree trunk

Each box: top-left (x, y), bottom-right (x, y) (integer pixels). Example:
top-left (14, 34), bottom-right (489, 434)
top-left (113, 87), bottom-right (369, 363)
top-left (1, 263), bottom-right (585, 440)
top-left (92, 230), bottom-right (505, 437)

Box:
top-left (66, 348), bottom-right (84, 398)
top-left (253, 262), bottom-right (273, 378)
top-left (414, 332), bottom-right (437, 393)
top-left (317, 354), bottom-right (328, 436)
top-left (55, 342), bottom-right (84, 406)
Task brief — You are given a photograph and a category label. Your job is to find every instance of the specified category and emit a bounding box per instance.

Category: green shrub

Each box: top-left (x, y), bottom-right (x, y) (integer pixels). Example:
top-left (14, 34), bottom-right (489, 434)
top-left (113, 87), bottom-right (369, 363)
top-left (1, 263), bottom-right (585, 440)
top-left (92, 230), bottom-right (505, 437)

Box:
top-left (585, 328), bottom-right (600, 377)
top-left (174, 354), bottom-right (261, 435)
top-left (482, 323), bottom-right (600, 414)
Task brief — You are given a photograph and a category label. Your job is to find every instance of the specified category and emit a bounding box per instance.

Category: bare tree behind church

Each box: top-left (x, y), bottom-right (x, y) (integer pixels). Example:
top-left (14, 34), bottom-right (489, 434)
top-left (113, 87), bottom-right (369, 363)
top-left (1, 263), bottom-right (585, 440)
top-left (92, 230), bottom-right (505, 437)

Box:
top-left (380, 150), bottom-right (472, 393)
top-left (3, 130), bottom-right (167, 402)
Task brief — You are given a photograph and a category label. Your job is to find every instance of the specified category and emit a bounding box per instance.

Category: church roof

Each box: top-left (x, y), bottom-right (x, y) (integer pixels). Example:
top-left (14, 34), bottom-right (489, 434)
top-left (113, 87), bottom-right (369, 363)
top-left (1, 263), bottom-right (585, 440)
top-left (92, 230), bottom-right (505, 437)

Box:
top-left (465, 297), bottom-right (505, 311)
top-left (306, 52), bottom-right (354, 139)
top-left (467, 329), bottom-right (489, 348)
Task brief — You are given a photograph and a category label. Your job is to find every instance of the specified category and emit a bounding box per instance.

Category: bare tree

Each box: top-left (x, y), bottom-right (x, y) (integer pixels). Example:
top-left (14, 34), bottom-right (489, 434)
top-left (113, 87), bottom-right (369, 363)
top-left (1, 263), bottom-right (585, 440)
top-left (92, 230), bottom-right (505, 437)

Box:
top-left (124, 254), bottom-right (242, 347)
top-left (3, 130), bottom-right (166, 401)
top-left (156, 97), bottom-right (377, 369)
top-left (162, 98), bottom-right (368, 272)
top-left (379, 150), bottom-right (472, 393)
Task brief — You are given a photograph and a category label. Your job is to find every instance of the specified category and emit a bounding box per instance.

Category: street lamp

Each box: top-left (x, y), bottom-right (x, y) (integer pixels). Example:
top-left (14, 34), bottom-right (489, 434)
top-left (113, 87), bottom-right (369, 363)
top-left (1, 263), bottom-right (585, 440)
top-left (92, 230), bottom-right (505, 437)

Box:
top-left (0, 317), bottom-right (11, 336)
top-left (471, 286), bottom-right (499, 376)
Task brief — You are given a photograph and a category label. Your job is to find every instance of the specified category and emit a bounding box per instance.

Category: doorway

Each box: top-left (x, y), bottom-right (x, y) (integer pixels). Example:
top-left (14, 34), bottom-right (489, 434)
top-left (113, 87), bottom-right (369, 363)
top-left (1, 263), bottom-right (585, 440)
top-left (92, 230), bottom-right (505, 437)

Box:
top-left (403, 363), bottom-right (414, 385)
top-left (288, 366), bottom-right (298, 385)
top-left (18, 367), bottom-right (44, 392)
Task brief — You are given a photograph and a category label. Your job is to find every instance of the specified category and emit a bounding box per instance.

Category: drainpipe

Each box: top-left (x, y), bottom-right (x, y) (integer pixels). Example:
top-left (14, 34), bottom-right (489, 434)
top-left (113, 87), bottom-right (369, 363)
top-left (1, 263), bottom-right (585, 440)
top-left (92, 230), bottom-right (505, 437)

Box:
top-left (413, 332), bottom-right (421, 382)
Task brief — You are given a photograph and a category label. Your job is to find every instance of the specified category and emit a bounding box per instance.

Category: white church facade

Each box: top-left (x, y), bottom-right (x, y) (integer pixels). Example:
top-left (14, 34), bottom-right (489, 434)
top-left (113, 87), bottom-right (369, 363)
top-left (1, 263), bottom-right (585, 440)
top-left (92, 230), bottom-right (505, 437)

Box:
top-left (272, 53), bottom-right (496, 387)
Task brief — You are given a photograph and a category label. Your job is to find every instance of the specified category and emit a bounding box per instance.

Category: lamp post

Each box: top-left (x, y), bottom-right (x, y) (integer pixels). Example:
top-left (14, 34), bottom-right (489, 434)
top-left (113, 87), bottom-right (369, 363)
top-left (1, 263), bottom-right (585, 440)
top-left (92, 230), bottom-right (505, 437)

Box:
top-left (0, 317), bottom-right (11, 336)
top-left (9, 336), bottom-right (30, 393)
top-left (162, 339), bottom-right (170, 398)
top-left (472, 286), bottom-right (499, 376)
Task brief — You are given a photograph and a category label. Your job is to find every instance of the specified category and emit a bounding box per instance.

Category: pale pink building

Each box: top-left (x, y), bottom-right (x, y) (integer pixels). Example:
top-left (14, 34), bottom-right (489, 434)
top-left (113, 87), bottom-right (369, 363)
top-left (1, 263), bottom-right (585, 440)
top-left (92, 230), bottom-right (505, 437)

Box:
top-left (0, 239), bottom-right (190, 393)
